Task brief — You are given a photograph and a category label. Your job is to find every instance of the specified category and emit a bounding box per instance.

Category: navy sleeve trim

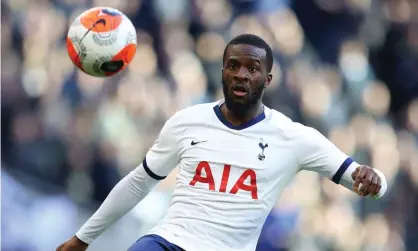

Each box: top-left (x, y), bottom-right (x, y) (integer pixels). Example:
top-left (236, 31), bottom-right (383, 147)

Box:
top-left (331, 157), bottom-right (354, 184)
top-left (143, 158), bottom-right (166, 180)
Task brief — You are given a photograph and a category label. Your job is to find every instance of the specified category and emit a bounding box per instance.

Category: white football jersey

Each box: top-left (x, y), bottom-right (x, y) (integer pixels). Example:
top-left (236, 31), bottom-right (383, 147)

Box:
top-left (144, 100), bottom-right (356, 251)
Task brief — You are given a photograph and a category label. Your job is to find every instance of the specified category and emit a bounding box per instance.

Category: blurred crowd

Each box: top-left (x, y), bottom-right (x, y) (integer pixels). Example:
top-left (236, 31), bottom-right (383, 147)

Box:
top-left (1, 0), bottom-right (418, 250)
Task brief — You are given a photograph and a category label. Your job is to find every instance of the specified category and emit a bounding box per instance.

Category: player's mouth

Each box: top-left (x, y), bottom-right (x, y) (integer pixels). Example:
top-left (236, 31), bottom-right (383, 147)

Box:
top-left (232, 84), bottom-right (248, 97)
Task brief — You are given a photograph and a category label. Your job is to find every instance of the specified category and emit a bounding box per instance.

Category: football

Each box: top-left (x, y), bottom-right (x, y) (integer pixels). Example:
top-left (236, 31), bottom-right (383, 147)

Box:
top-left (66, 7), bottom-right (137, 77)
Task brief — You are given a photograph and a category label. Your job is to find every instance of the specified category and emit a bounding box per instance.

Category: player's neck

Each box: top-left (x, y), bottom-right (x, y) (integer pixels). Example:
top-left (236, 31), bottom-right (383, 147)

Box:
top-left (220, 102), bottom-right (264, 126)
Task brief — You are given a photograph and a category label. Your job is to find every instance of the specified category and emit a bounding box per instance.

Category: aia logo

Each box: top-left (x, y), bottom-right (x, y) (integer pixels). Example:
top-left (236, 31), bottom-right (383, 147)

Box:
top-left (189, 161), bottom-right (258, 199)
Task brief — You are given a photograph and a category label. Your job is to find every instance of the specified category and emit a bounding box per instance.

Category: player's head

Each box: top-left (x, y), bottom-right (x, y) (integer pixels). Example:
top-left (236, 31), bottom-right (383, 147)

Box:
top-left (222, 34), bottom-right (273, 117)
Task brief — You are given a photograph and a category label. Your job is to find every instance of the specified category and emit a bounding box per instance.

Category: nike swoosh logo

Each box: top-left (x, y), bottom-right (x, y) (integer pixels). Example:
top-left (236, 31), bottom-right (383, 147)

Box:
top-left (95, 19), bottom-right (106, 26)
top-left (191, 140), bottom-right (207, 146)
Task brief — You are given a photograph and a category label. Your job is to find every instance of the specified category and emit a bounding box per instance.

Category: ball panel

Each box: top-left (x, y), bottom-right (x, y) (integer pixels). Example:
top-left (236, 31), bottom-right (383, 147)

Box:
top-left (105, 43), bottom-right (137, 76)
top-left (66, 37), bottom-right (85, 72)
top-left (80, 7), bottom-right (123, 33)
top-left (77, 30), bottom-right (117, 77)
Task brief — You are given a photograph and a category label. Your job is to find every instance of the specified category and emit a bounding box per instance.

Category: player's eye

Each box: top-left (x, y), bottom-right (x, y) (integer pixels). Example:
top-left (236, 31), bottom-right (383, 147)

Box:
top-left (229, 64), bottom-right (237, 71)
top-left (248, 66), bottom-right (257, 73)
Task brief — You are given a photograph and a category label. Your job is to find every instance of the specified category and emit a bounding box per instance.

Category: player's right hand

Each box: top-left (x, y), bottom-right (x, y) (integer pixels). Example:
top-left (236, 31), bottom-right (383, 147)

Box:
top-left (56, 236), bottom-right (89, 251)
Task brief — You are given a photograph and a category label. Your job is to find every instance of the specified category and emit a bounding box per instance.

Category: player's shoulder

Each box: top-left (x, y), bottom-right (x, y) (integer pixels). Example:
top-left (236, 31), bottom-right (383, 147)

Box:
top-left (167, 101), bottom-right (218, 125)
top-left (265, 107), bottom-right (318, 140)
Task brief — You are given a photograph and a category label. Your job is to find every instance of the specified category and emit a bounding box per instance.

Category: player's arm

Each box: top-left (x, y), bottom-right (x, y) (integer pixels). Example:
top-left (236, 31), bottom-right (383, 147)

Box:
top-left (296, 126), bottom-right (387, 199)
top-left (56, 116), bottom-right (181, 251)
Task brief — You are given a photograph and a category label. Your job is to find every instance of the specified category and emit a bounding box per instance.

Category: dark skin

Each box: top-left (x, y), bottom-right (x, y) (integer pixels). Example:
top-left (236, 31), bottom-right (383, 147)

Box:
top-left (352, 165), bottom-right (382, 197)
top-left (56, 44), bottom-right (382, 251)
top-left (221, 44), bottom-right (272, 126)
top-left (56, 237), bottom-right (88, 251)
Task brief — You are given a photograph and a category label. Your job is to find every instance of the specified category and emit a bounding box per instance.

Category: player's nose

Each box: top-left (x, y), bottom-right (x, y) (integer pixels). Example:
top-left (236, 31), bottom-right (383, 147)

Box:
top-left (233, 67), bottom-right (249, 83)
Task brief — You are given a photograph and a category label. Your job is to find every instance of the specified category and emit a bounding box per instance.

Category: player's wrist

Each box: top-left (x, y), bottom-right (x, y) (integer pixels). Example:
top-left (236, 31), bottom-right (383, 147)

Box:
top-left (74, 233), bottom-right (91, 246)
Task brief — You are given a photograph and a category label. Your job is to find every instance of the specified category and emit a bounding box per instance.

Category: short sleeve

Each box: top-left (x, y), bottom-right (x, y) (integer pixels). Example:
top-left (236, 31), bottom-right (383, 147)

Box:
top-left (296, 126), bottom-right (356, 184)
top-left (142, 115), bottom-right (181, 180)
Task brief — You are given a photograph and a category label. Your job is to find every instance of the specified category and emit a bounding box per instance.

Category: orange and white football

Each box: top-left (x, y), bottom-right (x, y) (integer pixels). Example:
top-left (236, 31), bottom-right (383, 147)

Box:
top-left (67, 7), bottom-right (137, 77)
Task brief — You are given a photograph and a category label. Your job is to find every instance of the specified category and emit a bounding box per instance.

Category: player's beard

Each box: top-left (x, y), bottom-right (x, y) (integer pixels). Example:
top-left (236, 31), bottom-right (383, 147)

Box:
top-left (222, 78), bottom-right (264, 119)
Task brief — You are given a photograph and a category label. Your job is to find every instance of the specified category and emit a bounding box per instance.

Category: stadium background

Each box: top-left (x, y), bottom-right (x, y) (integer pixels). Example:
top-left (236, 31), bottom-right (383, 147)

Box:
top-left (1, 0), bottom-right (418, 250)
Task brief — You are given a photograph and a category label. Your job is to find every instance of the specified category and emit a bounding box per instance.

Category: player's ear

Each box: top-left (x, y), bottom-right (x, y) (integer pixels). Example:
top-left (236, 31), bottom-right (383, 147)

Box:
top-left (265, 73), bottom-right (272, 88)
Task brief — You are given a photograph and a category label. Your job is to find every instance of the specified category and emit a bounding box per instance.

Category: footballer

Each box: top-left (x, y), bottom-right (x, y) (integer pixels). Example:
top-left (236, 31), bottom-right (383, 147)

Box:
top-left (57, 34), bottom-right (387, 251)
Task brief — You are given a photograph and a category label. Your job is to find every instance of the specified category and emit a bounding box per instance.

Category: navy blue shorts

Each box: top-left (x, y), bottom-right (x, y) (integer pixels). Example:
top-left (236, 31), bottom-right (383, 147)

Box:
top-left (128, 234), bottom-right (185, 251)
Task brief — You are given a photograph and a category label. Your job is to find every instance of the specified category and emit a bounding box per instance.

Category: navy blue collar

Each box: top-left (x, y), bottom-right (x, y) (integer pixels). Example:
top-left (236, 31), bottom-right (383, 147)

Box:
top-left (213, 103), bottom-right (266, 130)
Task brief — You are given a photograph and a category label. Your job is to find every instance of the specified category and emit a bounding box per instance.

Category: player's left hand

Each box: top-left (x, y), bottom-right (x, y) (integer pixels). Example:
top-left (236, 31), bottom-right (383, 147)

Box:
top-left (351, 165), bottom-right (382, 197)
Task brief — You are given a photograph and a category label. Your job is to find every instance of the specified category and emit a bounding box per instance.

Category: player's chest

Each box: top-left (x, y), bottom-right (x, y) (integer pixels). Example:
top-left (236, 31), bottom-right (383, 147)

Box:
top-left (178, 127), bottom-right (298, 177)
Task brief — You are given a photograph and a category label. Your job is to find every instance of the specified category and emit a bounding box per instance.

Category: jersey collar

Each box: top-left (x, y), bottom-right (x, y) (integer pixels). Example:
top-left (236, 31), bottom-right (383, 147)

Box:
top-left (213, 101), bottom-right (266, 130)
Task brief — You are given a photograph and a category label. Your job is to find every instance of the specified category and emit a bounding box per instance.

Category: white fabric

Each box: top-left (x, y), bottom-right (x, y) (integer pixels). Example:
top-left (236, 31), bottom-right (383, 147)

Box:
top-left (373, 168), bottom-right (388, 199)
top-left (75, 101), bottom-right (387, 251)
top-left (75, 164), bottom-right (159, 244)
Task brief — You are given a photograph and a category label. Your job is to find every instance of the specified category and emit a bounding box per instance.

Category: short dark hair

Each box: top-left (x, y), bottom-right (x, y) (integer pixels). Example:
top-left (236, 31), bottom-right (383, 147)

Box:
top-left (223, 34), bottom-right (273, 73)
